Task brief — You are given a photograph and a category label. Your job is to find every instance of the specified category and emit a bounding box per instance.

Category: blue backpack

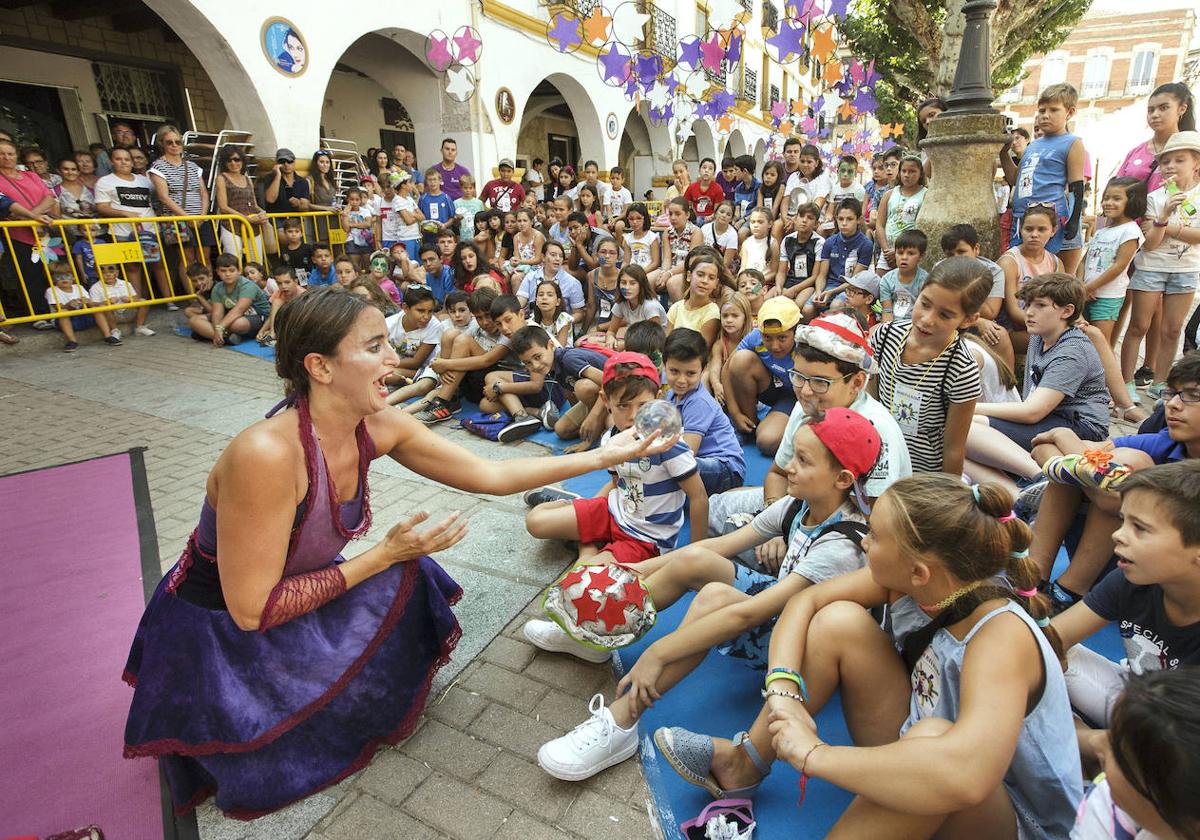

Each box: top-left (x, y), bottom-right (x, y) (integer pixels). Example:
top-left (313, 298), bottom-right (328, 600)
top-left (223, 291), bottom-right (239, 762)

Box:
top-left (458, 411), bottom-right (511, 441)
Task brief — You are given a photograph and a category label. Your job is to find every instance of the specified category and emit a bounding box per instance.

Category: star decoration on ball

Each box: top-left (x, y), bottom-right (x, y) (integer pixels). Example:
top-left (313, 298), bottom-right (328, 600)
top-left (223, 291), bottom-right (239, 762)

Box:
top-left (451, 26), bottom-right (482, 65)
top-left (548, 12), bottom-right (583, 53)
top-left (444, 64), bottom-right (476, 102)
top-left (571, 591), bottom-right (603, 624)
top-left (598, 596), bottom-right (631, 632)
top-left (426, 31), bottom-right (454, 72)
top-left (581, 6), bottom-right (614, 45)
top-left (598, 41), bottom-right (632, 85)
top-left (611, 1), bottom-right (651, 46)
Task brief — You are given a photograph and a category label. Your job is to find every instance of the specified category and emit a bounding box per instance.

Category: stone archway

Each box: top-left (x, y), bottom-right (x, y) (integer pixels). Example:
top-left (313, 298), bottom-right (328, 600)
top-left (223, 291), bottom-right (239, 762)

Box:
top-left (725, 129), bottom-right (747, 158)
top-left (619, 102), bottom-right (670, 198)
top-left (515, 73), bottom-right (604, 173)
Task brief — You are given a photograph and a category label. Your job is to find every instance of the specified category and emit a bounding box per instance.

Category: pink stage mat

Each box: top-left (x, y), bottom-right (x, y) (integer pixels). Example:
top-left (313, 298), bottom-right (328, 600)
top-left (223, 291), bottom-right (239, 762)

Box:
top-left (0, 451), bottom-right (189, 840)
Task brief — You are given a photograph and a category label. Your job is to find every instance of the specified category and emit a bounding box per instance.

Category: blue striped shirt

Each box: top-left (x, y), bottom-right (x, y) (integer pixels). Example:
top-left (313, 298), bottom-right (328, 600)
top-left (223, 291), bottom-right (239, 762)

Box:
top-left (603, 430), bottom-right (697, 551)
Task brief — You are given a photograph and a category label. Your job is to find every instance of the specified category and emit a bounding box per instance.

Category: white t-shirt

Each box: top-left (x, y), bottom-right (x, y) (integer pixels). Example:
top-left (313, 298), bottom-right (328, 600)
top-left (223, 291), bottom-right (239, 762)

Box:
top-left (527, 311), bottom-right (574, 347)
top-left (828, 180), bottom-right (866, 209)
top-left (611, 298), bottom-right (667, 326)
top-left (89, 279), bottom-right (138, 307)
top-left (384, 311), bottom-right (444, 370)
top-left (567, 180), bottom-right (609, 204)
top-left (525, 168), bottom-right (545, 201)
top-left (604, 187), bottom-right (633, 219)
top-left (968, 341), bottom-right (1020, 404)
top-left (775, 391), bottom-right (911, 500)
top-left (45, 283), bottom-right (87, 310)
top-left (702, 221), bottom-right (739, 254)
top-left (392, 196), bottom-right (420, 242)
top-left (94, 173), bottom-right (153, 238)
top-left (1084, 220), bottom-right (1143, 298)
top-left (785, 171), bottom-right (833, 212)
top-left (1135, 182), bottom-right (1200, 273)
top-left (625, 230), bottom-right (658, 268)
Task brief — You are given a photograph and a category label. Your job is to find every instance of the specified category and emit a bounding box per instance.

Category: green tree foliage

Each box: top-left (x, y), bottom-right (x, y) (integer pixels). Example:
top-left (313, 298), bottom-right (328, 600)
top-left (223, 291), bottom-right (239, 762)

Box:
top-left (839, 0), bottom-right (1092, 130)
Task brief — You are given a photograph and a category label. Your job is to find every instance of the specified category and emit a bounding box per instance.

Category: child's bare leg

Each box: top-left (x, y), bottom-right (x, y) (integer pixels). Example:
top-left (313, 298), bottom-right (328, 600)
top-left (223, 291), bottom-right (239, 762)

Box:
top-left (58, 316), bottom-right (77, 343)
top-left (555, 380), bottom-right (599, 439)
top-left (188, 313), bottom-right (215, 339)
top-left (134, 305), bottom-right (148, 327)
top-left (525, 499), bottom-right (582, 541)
top-left (608, 581), bottom-right (750, 728)
top-left (755, 410), bottom-right (790, 456)
top-left (705, 601), bottom-right (911, 791)
top-left (642, 545), bottom-right (737, 610)
top-left (388, 378), bottom-right (436, 407)
top-left (93, 311), bottom-right (113, 337)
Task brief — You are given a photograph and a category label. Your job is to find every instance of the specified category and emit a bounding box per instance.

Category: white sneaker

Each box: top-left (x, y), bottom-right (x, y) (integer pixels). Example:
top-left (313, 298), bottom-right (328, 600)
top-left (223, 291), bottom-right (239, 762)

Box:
top-left (537, 694), bottom-right (639, 781)
top-left (135, 325), bottom-right (156, 336)
top-left (110, 328), bottom-right (122, 341)
top-left (523, 619), bottom-right (612, 664)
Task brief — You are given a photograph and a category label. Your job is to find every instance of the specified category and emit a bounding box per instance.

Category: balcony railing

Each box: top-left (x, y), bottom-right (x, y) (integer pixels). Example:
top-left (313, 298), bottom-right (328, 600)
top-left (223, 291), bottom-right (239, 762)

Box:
top-left (742, 67), bottom-right (758, 102)
top-left (636, 0), bottom-right (677, 60)
top-left (763, 1), bottom-right (779, 31)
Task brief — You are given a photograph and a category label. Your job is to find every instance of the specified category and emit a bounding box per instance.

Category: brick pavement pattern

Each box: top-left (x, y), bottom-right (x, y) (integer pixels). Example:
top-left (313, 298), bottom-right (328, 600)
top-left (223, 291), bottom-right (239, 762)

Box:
top-left (0, 316), bottom-right (658, 840)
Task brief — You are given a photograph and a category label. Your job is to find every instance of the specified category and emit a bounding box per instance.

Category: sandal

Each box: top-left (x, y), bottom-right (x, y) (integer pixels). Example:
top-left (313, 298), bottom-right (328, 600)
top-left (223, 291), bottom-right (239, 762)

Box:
top-left (654, 728), bottom-right (770, 799)
top-left (1111, 404), bottom-right (1148, 424)
top-left (680, 798), bottom-right (755, 840)
top-left (0, 329), bottom-right (17, 346)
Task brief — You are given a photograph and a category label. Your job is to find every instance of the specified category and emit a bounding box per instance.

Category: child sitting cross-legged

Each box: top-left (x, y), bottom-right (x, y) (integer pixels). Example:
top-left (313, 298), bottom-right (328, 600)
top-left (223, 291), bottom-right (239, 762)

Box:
top-left (501, 324), bottom-right (611, 442)
top-left (524, 352), bottom-right (706, 569)
top-left (656, 476), bottom-right (1082, 838)
top-left (967, 272), bottom-right (1111, 495)
top-left (44, 261), bottom-right (96, 352)
top-left (527, 408), bottom-right (880, 782)
top-left (1049, 461), bottom-right (1200, 772)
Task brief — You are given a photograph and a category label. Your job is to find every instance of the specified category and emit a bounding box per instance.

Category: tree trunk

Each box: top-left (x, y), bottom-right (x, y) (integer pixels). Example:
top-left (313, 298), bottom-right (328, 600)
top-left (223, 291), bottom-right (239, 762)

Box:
top-left (934, 0), bottom-right (968, 96)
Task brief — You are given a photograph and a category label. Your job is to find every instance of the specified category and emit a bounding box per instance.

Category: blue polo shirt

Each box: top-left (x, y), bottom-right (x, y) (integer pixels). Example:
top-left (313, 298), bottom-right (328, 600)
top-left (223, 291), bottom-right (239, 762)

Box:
top-left (1113, 429), bottom-right (1190, 464)
top-left (551, 346), bottom-right (610, 387)
top-left (733, 178), bottom-right (761, 221)
top-left (737, 328), bottom-right (795, 387)
top-left (669, 384), bottom-right (746, 478)
top-left (425, 265), bottom-right (455, 305)
top-left (820, 231), bottom-right (873, 283)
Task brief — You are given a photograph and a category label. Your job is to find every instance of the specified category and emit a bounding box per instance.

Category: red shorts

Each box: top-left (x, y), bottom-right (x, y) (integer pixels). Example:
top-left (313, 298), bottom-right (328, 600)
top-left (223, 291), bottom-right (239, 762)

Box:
top-left (572, 497), bottom-right (659, 566)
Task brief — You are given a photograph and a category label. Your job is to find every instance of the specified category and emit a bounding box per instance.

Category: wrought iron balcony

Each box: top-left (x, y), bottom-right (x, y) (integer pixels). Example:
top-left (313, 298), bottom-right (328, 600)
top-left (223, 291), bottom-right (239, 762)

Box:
top-left (639, 0), bottom-right (677, 61)
top-left (742, 67), bottom-right (758, 102)
top-left (763, 1), bottom-right (779, 32)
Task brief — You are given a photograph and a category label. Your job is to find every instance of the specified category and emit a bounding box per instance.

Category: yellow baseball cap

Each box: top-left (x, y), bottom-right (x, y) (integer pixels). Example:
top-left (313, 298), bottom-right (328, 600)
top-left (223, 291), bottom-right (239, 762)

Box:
top-left (758, 296), bottom-right (801, 334)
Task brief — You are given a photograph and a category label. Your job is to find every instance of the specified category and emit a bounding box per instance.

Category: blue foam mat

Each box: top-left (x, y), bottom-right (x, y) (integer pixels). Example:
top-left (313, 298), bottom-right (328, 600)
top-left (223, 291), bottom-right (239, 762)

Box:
top-left (562, 447), bottom-right (1123, 838)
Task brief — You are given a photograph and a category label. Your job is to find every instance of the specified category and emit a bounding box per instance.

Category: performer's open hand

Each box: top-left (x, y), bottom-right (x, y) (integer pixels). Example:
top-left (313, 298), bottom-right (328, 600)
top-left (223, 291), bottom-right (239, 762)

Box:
top-left (598, 426), bottom-right (681, 466)
top-left (379, 510), bottom-right (467, 565)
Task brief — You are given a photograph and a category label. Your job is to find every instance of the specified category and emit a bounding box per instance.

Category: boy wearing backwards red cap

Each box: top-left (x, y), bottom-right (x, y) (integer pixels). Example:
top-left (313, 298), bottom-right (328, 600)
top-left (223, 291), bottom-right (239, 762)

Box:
top-left (525, 352), bottom-right (708, 570)
top-left (529, 407), bottom-right (882, 782)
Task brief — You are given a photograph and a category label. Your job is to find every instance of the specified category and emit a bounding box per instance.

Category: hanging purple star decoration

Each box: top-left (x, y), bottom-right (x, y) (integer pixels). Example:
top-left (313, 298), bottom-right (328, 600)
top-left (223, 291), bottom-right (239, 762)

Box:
top-left (851, 87), bottom-right (878, 114)
top-left (710, 89), bottom-right (736, 116)
top-left (825, 0), bottom-right (851, 18)
top-left (770, 100), bottom-right (789, 120)
top-left (635, 51), bottom-right (663, 87)
top-left (452, 26), bottom-right (483, 65)
top-left (765, 20), bottom-right (806, 63)
top-left (725, 29), bottom-right (744, 64)
top-left (677, 36), bottom-right (703, 71)
top-left (548, 13), bottom-right (583, 53)
top-left (598, 42), bottom-right (632, 86)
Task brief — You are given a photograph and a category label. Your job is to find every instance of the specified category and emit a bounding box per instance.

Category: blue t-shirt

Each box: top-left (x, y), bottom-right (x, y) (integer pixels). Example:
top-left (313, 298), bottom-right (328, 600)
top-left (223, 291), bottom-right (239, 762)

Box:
top-left (669, 385), bottom-right (746, 478)
top-left (307, 265), bottom-right (336, 287)
top-left (1112, 428), bottom-right (1189, 464)
top-left (551, 346), bottom-right (609, 386)
top-left (418, 192), bottom-right (457, 242)
top-left (733, 178), bottom-right (760, 221)
top-left (820, 231), bottom-right (873, 283)
top-left (425, 265), bottom-right (455, 305)
top-left (71, 238), bottom-right (99, 285)
top-left (737, 328), bottom-right (795, 387)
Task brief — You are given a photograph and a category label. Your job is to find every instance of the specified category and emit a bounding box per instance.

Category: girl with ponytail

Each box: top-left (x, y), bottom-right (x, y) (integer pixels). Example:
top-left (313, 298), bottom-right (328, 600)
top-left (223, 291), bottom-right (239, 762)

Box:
top-left (655, 474), bottom-right (1082, 839)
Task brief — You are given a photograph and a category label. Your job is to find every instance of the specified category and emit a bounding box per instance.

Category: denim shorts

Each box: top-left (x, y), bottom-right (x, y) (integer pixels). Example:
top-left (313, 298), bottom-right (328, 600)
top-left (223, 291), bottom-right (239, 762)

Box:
top-left (694, 456), bottom-right (745, 496)
top-left (1084, 297), bottom-right (1123, 321)
top-left (1127, 269), bottom-right (1199, 294)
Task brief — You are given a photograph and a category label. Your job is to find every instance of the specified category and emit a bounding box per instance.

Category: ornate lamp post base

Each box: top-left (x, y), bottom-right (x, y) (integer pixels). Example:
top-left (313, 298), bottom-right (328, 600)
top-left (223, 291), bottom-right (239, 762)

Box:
top-left (917, 0), bottom-right (1007, 263)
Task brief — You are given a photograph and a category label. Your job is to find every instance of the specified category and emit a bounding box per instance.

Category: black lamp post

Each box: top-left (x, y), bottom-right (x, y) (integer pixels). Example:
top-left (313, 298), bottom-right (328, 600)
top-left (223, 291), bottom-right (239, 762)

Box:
top-left (944, 0), bottom-right (999, 115)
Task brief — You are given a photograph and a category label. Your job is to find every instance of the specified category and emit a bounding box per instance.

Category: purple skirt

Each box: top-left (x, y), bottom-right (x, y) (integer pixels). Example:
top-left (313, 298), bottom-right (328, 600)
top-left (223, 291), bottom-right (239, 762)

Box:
top-left (123, 556), bottom-right (461, 820)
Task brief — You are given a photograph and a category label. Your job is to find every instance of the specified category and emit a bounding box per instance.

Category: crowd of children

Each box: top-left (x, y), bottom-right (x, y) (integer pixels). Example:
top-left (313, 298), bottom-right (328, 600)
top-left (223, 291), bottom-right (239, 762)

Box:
top-left (20, 78), bottom-right (1200, 839)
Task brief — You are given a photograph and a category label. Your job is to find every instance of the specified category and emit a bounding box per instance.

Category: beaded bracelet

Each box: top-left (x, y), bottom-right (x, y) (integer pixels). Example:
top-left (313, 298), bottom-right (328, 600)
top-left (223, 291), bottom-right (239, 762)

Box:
top-left (760, 687), bottom-right (805, 702)
top-left (765, 667), bottom-right (809, 701)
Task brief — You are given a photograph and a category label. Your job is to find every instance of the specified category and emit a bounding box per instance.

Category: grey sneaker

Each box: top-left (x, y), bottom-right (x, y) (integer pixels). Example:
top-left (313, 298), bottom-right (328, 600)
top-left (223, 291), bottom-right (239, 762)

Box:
top-left (1014, 479), bottom-right (1048, 522)
top-left (539, 399), bottom-right (561, 430)
top-left (522, 486), bottom-right (582, 507)
top-left (498, 413), bottom-right (542, 443)
top-left (414, 396), bottom-right (459, 424)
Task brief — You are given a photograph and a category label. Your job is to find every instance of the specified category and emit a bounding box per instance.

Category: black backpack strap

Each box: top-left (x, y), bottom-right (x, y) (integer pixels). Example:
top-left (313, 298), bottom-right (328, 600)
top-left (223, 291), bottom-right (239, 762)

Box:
top-left (812, 520), bottom-right (868, 548)
top-left (779, 498), bottom-right (805, 538)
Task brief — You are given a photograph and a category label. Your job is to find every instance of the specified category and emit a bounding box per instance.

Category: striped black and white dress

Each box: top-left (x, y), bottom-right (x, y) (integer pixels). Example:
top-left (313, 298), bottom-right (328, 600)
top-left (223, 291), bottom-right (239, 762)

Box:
top-left (870, 320), bottom-right (981, 473)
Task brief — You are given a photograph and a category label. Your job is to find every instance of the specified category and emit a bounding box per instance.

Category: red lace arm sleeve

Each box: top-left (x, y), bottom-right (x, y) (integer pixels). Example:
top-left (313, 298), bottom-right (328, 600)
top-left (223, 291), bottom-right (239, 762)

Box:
top-left (258, 564), bottom-right (347, 632)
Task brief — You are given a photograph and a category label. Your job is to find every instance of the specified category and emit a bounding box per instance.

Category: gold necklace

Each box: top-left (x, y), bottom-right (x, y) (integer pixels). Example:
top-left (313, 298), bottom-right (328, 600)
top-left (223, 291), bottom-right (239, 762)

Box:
top-left (918, 579), bottom-right (986, 614)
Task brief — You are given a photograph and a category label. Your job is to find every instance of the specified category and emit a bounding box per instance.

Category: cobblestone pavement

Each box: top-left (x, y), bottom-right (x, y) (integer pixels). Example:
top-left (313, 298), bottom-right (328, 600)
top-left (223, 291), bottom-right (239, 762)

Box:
top-left (1, 313), bottom-right (658, 840)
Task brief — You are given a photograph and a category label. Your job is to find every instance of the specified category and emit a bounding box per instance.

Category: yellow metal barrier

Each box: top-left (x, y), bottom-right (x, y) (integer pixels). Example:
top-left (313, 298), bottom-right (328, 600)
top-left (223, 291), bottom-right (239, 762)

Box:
top-left (0, 211), bottom-right (340, 326)
top-left (262, 211), bottom-right (346, 256)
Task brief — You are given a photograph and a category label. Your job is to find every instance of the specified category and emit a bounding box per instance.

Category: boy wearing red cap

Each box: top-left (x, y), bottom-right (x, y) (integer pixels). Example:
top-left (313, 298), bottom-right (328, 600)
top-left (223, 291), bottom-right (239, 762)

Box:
top-left (525, 352), bottom-right (707, 569)
top-left (529, 407), bottom-right (881, 782)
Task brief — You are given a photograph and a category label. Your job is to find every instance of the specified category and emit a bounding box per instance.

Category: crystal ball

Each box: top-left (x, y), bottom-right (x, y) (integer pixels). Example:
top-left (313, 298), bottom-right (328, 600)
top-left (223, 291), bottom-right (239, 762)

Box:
top-left (634, 399), bottom-right (683, 440)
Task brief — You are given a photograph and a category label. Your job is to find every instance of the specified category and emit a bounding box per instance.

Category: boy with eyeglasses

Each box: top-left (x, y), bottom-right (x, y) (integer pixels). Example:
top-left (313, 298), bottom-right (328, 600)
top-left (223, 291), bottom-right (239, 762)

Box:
top-left (1025, 352), bottom-right (1200, 609)
top-left (706, 312), bottom-right (911, 571)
